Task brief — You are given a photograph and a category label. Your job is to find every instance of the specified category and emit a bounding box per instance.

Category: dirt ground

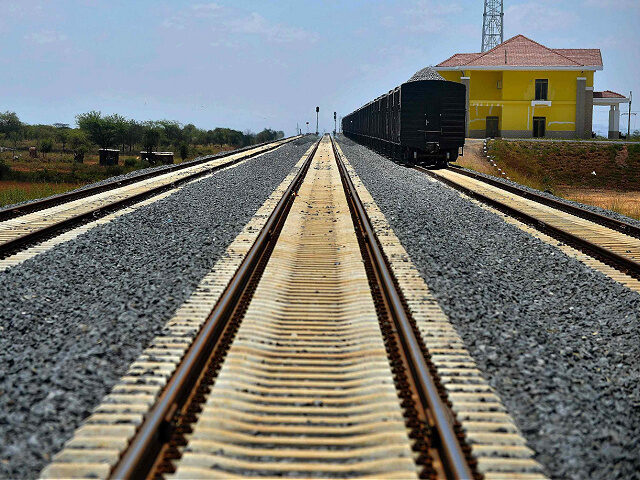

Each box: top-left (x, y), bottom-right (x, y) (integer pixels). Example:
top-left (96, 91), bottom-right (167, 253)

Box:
top-left (456, 139), bottom-right (496, 176)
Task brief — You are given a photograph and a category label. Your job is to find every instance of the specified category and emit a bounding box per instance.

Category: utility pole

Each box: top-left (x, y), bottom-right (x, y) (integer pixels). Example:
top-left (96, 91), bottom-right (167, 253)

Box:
top-left (629, 91), bottom-right (633, 138)
top-left (316, 107), bottom-right (319, 135)
top-left (481, 0), bottom-right (503, 52)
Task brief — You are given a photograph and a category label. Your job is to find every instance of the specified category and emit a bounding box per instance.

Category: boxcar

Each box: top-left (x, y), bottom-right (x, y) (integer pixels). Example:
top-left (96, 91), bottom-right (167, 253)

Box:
top-left (342, 79), bottom-right (465, 166)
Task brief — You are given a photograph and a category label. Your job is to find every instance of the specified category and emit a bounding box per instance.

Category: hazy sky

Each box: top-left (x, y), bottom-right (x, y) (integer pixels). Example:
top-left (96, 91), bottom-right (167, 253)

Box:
top-left (1, 0), bottom-right (638, 135)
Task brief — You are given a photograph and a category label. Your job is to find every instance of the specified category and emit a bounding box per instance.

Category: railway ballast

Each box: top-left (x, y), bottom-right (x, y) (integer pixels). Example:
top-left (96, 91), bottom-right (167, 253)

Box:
top-left (41, 137), bottom-right (544, 479)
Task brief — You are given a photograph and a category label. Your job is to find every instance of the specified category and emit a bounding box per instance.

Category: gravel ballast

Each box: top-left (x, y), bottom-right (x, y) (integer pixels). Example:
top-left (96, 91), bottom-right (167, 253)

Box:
top-left (0, 136), bottom-right (316, 478)
top-left (337, 136), bottom-right (640, 480)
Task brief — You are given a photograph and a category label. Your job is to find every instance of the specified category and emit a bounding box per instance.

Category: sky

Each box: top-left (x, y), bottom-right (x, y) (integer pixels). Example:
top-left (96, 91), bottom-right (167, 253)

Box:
top-left (1, 0), bottom-right (639, 136)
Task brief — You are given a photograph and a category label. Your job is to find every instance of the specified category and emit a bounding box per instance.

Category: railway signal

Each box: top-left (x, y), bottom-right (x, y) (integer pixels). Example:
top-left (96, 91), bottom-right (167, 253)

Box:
top-left (315, 107), bottom-right (319, 135)
top-left (334, 112), bottom-right (337, 135)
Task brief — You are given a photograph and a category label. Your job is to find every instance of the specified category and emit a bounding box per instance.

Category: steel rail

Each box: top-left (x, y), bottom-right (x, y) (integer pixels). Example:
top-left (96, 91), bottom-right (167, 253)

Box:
top-left (0, 138), bottom-right (299, 258)
top-left (418, 166), bottom-right (640, 279)
top-left (108, 139), bottom-right (319, 480)
top-left (447, 164), bottom-right (640, 239)
top-left (0, 136), bottom-right (301, 222)
top-left (332, 138), bottom-right (474, 480)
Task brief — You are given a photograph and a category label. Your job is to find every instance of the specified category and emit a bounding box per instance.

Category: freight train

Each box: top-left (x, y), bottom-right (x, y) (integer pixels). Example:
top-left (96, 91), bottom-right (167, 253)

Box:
top-left (342, 67), bottom-right (466, 167)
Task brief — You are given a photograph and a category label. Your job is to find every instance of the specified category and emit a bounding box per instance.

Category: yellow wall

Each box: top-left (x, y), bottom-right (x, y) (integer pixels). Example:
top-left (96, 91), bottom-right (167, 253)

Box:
top-left (436, 68), bottom-right (593, 135)
top-left (470, 71), bottom-right (503, 101)
top-left (439, 71), bottom-right (462, 82)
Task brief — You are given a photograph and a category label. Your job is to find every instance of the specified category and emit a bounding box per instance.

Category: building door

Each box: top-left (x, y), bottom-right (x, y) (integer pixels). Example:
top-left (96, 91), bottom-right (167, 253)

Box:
top-left (486, 117), bottom-right (499, 138)
top-left (533, 117), bottom-right (546, 138)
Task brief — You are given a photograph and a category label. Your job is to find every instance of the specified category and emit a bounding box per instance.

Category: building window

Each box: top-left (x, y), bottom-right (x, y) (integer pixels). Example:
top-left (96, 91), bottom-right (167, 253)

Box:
top-left (535, 79), bottom-right (548, 100)
top-left (533, 117), bottom-right (546, 138)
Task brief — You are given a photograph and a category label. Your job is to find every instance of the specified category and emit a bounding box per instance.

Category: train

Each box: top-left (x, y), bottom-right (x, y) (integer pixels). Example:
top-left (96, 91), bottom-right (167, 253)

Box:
top-left (342, 67), bottom-right (466, 167)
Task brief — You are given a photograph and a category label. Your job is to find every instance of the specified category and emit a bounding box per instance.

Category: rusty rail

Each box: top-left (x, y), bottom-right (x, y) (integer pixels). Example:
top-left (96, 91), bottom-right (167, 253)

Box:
top-left (108, 139), bottom-right (319, 479)
top-left (332, 137), bottom-right (474, 480)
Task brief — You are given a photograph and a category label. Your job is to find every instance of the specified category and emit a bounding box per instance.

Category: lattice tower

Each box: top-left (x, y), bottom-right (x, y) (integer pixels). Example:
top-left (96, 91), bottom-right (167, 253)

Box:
top-left (481, 0), bottom-right (504, 52)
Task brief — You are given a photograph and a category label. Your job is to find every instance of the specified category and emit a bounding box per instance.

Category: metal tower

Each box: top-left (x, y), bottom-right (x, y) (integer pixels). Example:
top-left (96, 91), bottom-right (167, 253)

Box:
top-left (481, 0), bottom-right (503, 52)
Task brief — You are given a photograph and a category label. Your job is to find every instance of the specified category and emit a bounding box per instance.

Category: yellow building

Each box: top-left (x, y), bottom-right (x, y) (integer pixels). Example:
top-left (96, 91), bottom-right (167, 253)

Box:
top-left (435, 35), bottom-right (627, 139)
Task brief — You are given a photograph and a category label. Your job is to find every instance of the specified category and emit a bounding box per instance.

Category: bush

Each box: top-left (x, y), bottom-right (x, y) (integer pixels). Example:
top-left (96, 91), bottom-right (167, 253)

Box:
top-left (179, 143), bottom-right (188, 160)
top-left (0, 158), bottom-right (11, 180)
top-left (105, 165), bottom-right (124, 176)
top-left (124, 157), bottom-right (136, 167)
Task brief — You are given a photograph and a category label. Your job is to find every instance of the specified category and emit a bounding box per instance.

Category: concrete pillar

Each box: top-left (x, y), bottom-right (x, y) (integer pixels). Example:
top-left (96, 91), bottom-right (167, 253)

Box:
top-left (461, 76), bottom-right (470, 138)
top-left (584, 87), bottom-right (594, 138)
top-left (609, 104), bottom-right (620, 139)
top-left (575, 77), bottom-right (585, 138)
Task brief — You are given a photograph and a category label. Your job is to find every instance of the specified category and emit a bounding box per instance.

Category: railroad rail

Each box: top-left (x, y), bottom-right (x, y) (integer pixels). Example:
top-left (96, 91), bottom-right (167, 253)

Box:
top-left (42, 136), bottom-right (477, 479)
top-left (419, 166), bottom-right (640, 280)
top-left (0, 136), bottom-right (298, 258)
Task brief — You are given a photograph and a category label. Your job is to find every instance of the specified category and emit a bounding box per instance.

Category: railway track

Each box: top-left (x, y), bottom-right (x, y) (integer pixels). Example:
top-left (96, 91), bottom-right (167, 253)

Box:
top-left (0, 139), bottom-right (292, 222)
top-left (42, 135), bottom-right (545, 480)
top-left (0, 137), bottom-right (298, 259)
top-left (418, 165), bottom-right (640, 284)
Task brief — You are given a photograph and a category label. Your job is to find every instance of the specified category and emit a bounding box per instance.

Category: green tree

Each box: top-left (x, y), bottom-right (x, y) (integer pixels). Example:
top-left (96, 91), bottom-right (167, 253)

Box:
top-left (211, 128), bottom-right (224, 146)
top-left (0, 111), bottom-right (21, 136)
top-left (182, 123), bottom-right (197, 145)
top-left (0, 112), bottom-right (22, 147)
top-left (54, 125), bottom-right (71, 151)
top-left (124, 120), bottom-right (143, 152)
top-left (108, 114), bottom-right (129, 152)
top-left (76, 111), bottom-right (117, 149)
top-left (40, 138), bottom-right (53, 158)
top-left (69, 130), bottom-right (91, 162)
top-left (142, 125), bottom-right (162, 153)
top-left (158, 120), bottom-right (182, 148)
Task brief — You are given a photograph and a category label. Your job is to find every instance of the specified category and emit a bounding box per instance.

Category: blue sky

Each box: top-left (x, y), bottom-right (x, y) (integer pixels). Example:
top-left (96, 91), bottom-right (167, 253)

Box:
top-left (1, 0), bottom-right (638, 135)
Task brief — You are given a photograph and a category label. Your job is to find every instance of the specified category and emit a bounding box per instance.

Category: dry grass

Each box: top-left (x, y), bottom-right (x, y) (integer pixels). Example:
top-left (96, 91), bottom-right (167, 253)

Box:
top-left (0, 181), bottom-right (82, 207)
top-left (560, 188), bottom-right (640, 220)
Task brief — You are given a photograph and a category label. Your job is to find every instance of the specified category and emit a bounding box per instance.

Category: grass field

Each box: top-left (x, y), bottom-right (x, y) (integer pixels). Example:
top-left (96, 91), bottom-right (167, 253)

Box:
top-left (456, 139), bottom-right (640, 220)
top-left (0, 181), bottom-right (83, 206)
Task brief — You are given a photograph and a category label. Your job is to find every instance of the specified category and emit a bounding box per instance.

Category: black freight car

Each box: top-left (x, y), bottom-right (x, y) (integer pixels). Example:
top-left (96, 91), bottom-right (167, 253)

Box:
top-left (342, 68), bottom-right (465, 166)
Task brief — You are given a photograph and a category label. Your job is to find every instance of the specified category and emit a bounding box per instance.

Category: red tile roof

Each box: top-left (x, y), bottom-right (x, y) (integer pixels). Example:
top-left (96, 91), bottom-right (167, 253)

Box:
top-left (436, 35), bottom-right (603, 69)
top-left (553, 48), bottom-right (602, 67)
top-left (593, 90), bottom-right (626, 98)
top-left (437, 53), bottom-right (481, 67)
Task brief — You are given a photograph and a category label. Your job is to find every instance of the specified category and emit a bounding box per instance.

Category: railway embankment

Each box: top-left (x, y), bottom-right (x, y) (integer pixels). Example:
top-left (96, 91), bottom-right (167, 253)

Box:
top-left (0, 136), bottom-right (316, 479)
top-left (461, 139), bottom-right (640, 220)
top-left (336, 135), bottom-right (640, 480)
